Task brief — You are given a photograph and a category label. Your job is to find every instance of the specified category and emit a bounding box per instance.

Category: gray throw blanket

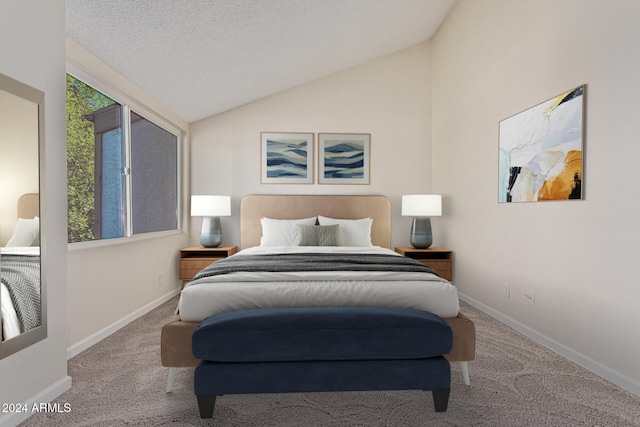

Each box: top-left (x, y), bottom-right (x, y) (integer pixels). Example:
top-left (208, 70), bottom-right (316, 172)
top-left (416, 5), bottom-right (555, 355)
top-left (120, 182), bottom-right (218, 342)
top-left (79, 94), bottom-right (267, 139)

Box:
top-left (1, 254), bottom-right (41, 333)
top-left (193, 252), bottom-right (440, 281)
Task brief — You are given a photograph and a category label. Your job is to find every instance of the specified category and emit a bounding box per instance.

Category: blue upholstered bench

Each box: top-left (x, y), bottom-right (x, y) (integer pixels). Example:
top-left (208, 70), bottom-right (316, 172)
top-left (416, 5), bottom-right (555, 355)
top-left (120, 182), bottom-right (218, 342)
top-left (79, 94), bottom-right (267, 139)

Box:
top-left (192, 307), bottom-right (453, 418)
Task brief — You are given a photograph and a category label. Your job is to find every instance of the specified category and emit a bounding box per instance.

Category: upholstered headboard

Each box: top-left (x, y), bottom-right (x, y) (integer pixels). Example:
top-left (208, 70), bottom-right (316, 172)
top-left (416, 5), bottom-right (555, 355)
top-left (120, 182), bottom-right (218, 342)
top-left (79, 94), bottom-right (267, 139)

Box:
top-left (17, 193), bottom-right (39, 219)
top-left (240, 195), bottom-right (391, 249)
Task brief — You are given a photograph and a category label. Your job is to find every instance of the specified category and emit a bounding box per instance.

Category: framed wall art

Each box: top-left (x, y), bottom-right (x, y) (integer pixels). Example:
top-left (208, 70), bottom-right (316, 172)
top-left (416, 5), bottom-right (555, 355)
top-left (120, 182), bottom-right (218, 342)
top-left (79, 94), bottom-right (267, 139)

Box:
top-left (318, 133), bottom-right (370, 185)
top-left (261, 132), bottom-right (314, 184)
top-left (498, 85), bottom-right (585, 202)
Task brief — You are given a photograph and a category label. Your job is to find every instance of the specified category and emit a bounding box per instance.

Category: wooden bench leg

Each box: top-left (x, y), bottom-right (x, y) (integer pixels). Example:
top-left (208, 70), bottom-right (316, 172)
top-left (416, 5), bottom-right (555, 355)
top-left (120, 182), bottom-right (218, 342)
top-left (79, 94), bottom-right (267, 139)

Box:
top-left (432, 389), bottom-right (450, 412)
top-left (197, 394), bottom-right (217, 418)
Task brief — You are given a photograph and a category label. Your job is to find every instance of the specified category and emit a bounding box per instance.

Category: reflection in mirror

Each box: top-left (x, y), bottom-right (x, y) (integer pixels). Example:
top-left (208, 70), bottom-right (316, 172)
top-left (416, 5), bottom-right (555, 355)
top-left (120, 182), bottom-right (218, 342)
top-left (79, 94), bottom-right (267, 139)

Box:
top-left (0, 72), bottom-right (45, 359)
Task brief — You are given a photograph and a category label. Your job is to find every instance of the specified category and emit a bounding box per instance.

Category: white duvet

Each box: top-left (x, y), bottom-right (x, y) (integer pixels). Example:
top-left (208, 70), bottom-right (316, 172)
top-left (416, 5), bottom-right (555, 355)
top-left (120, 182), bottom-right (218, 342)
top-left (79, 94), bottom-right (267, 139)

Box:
top-left (1, 282), bottom-right (21, 339)
top-left (1, 246), bottom-right (39, 340)
top-left (178, 246), bottom-right (460, 321)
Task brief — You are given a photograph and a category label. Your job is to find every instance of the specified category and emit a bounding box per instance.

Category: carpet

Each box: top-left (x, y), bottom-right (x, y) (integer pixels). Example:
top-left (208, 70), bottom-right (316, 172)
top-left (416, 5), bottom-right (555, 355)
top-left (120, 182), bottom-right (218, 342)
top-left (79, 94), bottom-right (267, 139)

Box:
top-left (21, 297), bottom-right (640, 426)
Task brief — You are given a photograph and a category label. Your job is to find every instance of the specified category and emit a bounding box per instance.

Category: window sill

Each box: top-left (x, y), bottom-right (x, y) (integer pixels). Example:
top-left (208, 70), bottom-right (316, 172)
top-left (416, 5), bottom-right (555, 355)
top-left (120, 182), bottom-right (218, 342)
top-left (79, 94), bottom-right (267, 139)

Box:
top-left (67, 229), bottom-right (183, 251)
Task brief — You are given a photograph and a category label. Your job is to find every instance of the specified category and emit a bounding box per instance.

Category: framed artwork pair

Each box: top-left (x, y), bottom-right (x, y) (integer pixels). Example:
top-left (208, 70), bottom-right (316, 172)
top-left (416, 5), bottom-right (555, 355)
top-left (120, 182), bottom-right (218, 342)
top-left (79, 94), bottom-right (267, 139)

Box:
top-left (261, 132), bottom-right (370, 185)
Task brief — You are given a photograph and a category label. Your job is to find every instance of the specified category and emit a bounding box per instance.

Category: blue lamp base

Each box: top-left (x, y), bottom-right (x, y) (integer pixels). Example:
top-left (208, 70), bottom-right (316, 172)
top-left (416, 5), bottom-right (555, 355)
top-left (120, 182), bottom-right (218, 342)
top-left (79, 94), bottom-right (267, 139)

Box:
top-left (410, 217), bottom-right (433, 249)
top-left (200, 216), bottom-right (222, 248)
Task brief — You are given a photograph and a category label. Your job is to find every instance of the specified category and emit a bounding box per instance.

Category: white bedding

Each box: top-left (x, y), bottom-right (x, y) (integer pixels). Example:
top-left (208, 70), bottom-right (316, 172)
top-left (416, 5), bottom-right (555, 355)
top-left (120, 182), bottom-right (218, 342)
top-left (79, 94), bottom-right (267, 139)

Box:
top-left (1, 282), bottom-right (21, 340)
top-left (1, 246), bottom-right (39, 340)
top-left (179, 246), bottom-right (460, 321)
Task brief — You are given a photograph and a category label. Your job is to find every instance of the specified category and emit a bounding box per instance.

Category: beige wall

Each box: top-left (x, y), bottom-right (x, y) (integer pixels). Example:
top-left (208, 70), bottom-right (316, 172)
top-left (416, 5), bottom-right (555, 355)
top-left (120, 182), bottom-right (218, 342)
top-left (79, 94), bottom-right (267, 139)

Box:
top-left (431, 0), bottom-right (640, 393)
top-left (190, 42), bottom-right (434, 249)
top-left (0, 0), bottom-right (69, 424)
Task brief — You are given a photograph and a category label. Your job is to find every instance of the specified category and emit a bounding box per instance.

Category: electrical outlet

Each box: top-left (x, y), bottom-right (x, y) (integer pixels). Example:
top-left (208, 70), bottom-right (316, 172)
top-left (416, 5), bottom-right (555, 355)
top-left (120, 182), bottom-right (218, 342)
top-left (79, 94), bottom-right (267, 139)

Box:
top-left (158, 272), bottom-right (164, 286)
top-left (524, 290), bottom-right (535, 306)
top-left (503, 284), bottom-right (510, 298)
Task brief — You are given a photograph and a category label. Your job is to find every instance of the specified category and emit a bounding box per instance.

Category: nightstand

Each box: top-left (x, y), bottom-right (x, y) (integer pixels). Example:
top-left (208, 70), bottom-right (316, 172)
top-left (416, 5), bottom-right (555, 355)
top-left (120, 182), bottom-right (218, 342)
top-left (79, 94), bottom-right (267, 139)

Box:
top-left (179, 245), bottom-right (237, 289)
top-left (394, 247), bottom-right (453, 281)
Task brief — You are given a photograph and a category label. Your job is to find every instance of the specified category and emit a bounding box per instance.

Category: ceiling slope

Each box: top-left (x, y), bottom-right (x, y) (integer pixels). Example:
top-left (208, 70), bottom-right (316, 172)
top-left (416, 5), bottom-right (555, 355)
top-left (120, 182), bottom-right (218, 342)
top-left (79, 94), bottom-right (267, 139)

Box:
top-left (66, 0), bottom-right (456, 122)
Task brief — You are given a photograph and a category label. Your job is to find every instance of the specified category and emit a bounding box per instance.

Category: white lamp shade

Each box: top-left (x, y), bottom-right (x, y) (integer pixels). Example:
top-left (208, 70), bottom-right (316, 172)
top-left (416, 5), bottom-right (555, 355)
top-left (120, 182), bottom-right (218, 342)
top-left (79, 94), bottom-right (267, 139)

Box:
top-left (401, 195), bottom-right (442, 217)
top-left (191, 195), bottom-right (231, 217)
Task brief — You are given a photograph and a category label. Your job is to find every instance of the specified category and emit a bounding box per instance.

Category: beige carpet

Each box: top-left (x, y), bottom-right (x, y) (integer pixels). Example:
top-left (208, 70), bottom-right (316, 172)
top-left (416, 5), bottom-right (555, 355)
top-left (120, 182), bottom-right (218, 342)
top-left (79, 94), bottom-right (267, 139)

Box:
top-left (21, 297), bottom-right (640, 426)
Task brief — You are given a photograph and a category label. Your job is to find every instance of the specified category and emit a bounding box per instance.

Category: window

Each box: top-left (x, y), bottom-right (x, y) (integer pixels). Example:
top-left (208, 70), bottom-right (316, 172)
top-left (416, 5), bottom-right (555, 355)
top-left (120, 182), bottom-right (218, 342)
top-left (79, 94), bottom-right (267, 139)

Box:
top-left (66, 73), bottom-right (180, 244)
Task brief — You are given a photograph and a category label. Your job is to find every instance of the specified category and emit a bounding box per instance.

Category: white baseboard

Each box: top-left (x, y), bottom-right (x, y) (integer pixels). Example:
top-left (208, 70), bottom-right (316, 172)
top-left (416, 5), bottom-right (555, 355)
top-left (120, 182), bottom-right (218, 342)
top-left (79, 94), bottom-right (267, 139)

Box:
top-left (0, 375), bottom-right (72, 427)
top-left (459, 293), bottom-right (640, 397)
top-left (67, 288), bottom-right (180, 359)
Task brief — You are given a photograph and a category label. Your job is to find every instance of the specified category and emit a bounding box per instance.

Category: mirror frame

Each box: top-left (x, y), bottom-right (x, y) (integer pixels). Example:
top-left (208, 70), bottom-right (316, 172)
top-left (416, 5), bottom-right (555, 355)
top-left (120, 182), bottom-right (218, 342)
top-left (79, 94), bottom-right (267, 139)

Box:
top-left (0, 72), bottom-right (46, 359)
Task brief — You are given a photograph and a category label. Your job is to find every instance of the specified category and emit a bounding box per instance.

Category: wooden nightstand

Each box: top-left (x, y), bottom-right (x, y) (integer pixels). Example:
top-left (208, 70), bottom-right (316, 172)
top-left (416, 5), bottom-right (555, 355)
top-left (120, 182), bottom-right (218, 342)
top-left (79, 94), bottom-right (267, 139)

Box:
top-left (394, 247), bottom-right (453, 281)
top-left (179, 245), bottom-right (237, 289)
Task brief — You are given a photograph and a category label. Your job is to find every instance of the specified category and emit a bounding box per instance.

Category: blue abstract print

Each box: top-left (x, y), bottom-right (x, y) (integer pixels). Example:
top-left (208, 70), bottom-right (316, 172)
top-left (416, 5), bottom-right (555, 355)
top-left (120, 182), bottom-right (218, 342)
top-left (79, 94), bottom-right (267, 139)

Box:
top-left (323, 140), bottom-right (364, 179)
top-left (266, 139), bottom-right (308, 178)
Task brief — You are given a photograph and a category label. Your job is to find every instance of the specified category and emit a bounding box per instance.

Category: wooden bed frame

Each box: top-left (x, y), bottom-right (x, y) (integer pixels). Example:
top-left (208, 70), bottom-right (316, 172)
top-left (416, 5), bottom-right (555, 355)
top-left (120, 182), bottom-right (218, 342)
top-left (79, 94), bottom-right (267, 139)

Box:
top-left (161, 194), bottom-right (475, 391)
top-left (18, 193), bottom-right (40, 219)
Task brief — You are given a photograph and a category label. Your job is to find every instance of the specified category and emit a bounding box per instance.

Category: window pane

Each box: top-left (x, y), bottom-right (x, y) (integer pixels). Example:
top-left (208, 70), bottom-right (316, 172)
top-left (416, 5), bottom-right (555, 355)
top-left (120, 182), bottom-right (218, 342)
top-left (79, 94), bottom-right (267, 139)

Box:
top-left (99, 126), bottom-right (125, 239)
top-left (66, 75), bottom-right (125, 243)
top-left (130, 112), bottom-right (178, 234)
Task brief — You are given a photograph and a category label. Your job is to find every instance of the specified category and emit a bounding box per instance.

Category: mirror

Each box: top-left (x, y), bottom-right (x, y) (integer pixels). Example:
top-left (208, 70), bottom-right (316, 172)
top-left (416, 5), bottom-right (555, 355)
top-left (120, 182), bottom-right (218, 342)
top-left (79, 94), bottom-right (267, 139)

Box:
top-left (0, 72), bottom-right (45, 358)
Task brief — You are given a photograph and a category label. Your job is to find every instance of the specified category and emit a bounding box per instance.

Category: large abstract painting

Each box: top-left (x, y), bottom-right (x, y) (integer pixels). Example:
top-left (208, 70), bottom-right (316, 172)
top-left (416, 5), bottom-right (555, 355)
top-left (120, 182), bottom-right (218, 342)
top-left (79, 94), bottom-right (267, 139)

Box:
top-left (318, 133), bottom-right (370, 185)
top-left (499, 85), bottom-right (585, 202)
top-left (261, 132), bottom-right (314, 184)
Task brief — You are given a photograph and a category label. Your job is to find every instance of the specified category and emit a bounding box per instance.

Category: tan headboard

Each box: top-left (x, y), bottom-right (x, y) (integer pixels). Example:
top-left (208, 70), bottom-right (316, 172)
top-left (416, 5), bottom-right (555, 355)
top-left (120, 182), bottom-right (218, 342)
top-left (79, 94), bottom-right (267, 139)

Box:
top-left (240, 195), bottom-right (391, 249)
top-left (17, 193), bottom-right (39, 219)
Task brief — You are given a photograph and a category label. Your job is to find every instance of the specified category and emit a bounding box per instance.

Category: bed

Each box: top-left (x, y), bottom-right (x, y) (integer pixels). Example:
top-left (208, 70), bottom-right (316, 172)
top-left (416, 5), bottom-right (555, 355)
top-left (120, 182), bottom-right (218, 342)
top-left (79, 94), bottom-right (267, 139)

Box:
top-left (161, 195), bottom-right (475, 394)
top-left (1, 193), bottom-right (41, 341)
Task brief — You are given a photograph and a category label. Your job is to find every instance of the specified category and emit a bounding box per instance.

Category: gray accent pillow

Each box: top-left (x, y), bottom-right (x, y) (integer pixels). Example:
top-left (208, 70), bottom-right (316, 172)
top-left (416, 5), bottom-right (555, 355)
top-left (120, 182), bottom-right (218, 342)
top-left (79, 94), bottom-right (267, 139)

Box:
top-left (296, 224), bottom-right (340, 246)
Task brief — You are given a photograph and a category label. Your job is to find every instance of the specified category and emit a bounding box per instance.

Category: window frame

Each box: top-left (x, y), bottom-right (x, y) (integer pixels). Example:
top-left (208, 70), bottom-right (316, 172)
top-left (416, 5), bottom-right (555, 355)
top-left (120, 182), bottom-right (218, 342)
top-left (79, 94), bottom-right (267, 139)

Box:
top-left (66, 64), bottom-right (184, 250)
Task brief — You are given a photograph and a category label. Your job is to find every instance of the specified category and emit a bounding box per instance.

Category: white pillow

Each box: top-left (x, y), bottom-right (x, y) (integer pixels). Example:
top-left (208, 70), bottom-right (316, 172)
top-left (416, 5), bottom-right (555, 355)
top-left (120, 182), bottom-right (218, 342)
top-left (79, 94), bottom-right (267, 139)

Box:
top-left (6, 217), bottom-right (39, 247)
top-left (260, 216), bottom-right (317, 246)
top-left (317, 216), bottom-right (373, 246)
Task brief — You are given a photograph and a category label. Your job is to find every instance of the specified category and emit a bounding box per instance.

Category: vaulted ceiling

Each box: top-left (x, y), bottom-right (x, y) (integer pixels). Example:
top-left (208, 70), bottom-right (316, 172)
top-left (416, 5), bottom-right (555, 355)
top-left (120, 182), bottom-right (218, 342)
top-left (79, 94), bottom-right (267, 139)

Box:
top-left (66, 0), bottom-right (456, 123)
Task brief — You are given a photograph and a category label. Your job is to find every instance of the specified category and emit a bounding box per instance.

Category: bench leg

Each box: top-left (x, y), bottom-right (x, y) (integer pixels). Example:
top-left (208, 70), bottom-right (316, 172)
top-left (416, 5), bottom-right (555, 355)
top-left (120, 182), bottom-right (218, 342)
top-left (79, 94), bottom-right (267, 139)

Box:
top-left (166, 367), bottom-right (177, 393)
top-left (432, 388), bottom-right (450, 412)
top-left (460, 361), bottom-right (470, 386)
top-left (197, 394), bottom-right (217, 418)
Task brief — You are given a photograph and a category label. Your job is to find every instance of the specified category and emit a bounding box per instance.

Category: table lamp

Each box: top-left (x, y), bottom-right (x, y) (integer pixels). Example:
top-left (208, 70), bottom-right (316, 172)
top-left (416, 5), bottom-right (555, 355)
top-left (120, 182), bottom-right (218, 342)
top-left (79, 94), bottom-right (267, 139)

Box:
top-left (191, 195), bottom-right (231, 247)
top-left (401, 195), bottom-right (442, 249)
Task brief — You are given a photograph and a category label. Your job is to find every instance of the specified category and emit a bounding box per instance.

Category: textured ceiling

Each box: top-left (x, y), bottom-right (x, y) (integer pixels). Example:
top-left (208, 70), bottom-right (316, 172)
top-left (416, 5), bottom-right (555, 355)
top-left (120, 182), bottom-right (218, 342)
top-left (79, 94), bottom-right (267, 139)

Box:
top-left (65, 0), bottom-right (456, 123)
